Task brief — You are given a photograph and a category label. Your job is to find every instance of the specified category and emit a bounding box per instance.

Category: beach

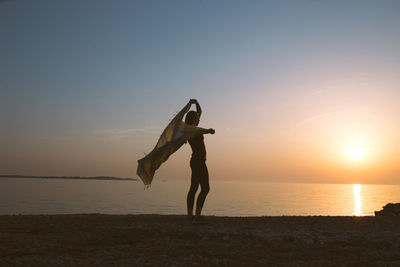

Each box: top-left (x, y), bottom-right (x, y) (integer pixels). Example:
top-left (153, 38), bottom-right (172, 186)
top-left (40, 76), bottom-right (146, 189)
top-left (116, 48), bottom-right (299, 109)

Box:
top-left (0, 214), bottom-right (399, 266)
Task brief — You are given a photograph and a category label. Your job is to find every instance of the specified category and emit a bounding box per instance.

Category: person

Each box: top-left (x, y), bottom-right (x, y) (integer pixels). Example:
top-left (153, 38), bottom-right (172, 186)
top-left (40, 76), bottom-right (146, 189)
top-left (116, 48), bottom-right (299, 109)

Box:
top-left (184, 99), bottom-right (215, 222)
top-left (137, 99), bottom-right (212, 186)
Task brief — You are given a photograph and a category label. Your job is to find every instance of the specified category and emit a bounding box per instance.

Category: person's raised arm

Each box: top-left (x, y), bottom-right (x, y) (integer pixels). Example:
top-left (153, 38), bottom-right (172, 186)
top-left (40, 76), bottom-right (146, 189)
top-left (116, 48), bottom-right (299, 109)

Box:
top-left (193, 99), bottom-right (202, 118)
top-left (172, 99), bottom-right (195, 123)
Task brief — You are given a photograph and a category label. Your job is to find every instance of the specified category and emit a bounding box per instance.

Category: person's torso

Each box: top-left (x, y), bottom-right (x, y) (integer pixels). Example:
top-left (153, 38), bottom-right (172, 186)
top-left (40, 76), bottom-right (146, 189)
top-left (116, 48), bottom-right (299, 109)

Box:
top-left (188, 134), bottom-right (206, 160)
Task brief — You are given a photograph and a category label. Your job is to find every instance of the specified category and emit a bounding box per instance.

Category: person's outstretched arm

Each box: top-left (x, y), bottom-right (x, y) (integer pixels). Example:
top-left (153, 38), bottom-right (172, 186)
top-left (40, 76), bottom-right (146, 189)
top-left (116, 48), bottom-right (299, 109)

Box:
top-left (184, 124), bottom-right (215, 135)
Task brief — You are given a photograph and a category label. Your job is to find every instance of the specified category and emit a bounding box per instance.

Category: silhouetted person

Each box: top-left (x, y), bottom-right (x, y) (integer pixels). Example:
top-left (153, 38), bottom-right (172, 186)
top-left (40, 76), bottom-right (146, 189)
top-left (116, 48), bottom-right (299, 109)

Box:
top-left (185, 99), bottom-right (215, 222)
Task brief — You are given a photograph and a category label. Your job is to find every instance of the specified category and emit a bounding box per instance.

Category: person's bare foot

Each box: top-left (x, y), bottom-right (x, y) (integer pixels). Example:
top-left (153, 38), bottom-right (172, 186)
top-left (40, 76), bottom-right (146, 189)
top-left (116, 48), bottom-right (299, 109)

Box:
top-left (187, 214), bottom-right (194, 222)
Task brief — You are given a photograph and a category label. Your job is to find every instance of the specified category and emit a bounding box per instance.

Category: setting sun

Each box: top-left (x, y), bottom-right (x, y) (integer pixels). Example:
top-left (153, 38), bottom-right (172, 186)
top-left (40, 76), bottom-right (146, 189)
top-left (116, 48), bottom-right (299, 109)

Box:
top-left (347, 147), bottom-right (367, 161)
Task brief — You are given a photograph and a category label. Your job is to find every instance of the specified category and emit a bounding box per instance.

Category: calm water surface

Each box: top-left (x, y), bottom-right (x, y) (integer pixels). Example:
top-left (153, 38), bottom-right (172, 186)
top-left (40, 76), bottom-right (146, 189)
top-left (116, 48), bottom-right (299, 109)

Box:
top-left (0, 178), bottom-right (399, 216)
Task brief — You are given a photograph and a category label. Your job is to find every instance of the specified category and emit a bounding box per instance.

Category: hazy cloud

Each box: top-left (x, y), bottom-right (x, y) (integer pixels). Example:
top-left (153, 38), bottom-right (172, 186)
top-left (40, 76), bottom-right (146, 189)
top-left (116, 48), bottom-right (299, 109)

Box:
top-left (296, 107), bottom-right (368, 128)
top-left (296, 113), bottom-right (333, 127)
top-left (92, 127), bottom-right (161, 140)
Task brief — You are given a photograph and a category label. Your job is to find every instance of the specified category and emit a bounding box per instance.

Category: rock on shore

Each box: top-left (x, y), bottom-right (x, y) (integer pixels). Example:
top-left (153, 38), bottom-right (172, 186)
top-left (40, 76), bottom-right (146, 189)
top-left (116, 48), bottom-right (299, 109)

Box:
top-left (375, 203), bottom-right (400, 216)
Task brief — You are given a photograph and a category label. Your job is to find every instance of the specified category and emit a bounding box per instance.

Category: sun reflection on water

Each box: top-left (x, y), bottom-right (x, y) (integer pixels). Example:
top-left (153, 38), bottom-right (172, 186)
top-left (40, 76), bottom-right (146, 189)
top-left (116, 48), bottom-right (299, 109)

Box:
top-left (353, 184), bottom-right (361, 216)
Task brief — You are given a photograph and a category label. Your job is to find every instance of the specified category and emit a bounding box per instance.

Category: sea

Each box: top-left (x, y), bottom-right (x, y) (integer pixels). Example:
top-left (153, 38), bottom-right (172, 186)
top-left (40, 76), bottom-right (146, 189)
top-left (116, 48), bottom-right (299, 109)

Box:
top-left (0, 177), bottom-right (399, 216)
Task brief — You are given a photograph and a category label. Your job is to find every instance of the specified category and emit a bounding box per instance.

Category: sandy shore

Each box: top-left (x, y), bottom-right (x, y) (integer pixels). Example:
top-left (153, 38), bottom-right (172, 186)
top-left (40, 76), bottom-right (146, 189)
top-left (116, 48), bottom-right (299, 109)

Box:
top-left (0, 214), bottom-right (399, 266)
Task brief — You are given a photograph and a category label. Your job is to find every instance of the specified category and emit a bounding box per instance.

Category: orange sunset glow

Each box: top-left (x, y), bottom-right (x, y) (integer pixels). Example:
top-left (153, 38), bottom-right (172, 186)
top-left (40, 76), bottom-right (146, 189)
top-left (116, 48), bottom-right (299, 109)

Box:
top-left (1, 0), bottom-right (399, 187)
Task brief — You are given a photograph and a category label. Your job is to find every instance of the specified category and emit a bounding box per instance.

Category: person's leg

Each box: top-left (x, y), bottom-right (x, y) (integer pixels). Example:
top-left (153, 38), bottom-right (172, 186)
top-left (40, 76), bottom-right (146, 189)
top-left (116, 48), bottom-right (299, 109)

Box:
top-left (195, 161), bottom-right (209, 217)
top-left (187, 182), bottom-right (199, 217)
top-left (187, 160), bottom-right (200, 217)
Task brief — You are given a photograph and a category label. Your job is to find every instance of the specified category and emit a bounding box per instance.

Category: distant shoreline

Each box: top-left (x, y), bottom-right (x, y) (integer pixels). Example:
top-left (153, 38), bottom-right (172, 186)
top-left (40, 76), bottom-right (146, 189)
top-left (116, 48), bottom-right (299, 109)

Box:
top-left (0, 175), bottom-right (137, 181)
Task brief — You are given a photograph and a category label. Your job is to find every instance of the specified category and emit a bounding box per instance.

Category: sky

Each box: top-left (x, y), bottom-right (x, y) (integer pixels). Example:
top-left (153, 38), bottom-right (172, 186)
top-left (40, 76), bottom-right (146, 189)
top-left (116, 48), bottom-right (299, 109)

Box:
top-left (1, 0), bottom-right (400, 184)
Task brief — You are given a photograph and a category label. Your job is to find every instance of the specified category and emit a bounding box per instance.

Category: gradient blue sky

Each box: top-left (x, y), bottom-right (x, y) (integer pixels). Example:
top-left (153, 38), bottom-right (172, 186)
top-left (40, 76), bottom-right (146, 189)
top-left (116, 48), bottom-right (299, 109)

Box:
top-left (1, 0), bottom-right (400, 184)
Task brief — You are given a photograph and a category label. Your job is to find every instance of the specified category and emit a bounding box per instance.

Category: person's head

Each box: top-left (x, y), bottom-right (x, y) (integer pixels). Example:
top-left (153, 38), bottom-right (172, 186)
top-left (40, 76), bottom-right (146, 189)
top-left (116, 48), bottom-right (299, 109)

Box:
top-left (185, 111), bottom-right (199, 126)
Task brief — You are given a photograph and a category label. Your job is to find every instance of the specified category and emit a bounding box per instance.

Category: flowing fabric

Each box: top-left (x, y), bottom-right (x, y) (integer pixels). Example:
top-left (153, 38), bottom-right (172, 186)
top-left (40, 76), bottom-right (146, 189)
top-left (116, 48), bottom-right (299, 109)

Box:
top-left (137, 102), bottom-right (209, 186)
